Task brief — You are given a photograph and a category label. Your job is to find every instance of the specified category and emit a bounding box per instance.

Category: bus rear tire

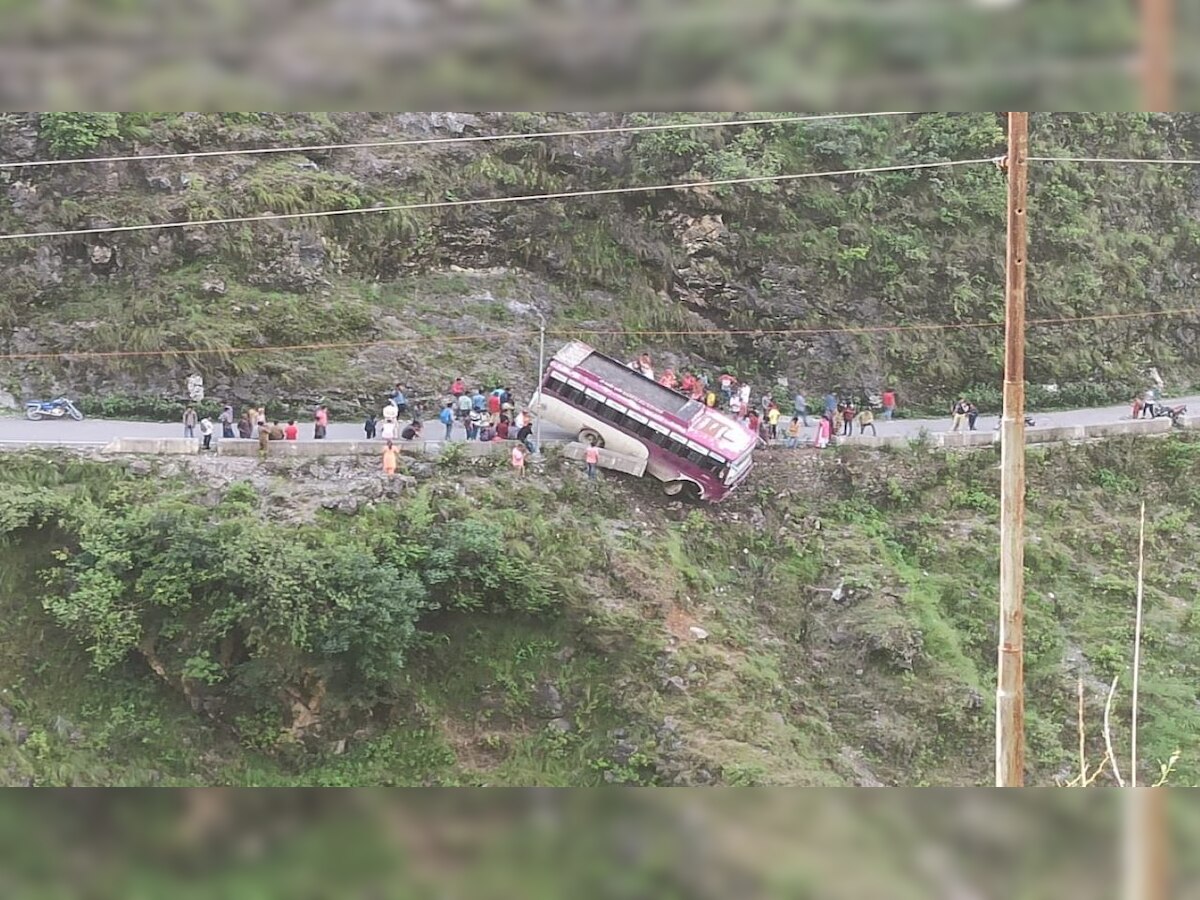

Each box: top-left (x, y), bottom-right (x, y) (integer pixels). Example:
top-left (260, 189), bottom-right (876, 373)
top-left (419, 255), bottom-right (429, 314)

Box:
top-left (578, 428), bottom-right (605, 448)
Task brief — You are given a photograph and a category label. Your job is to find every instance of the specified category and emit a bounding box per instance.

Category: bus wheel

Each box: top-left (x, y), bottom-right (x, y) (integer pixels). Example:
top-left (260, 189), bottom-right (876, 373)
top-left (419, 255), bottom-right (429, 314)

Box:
top-left (663, 480), bottom-right (700, 500)
top-left (578, 428), bottom-right (605, 448)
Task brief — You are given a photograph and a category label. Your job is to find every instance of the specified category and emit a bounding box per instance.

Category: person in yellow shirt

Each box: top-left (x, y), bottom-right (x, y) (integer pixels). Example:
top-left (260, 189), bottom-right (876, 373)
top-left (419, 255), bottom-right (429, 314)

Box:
top-left (857, 407), bottom-right (876, 435)
top-left (766, 404), bottom-right (782, 440)
top-left (784, 416), bottom-right (803, 449)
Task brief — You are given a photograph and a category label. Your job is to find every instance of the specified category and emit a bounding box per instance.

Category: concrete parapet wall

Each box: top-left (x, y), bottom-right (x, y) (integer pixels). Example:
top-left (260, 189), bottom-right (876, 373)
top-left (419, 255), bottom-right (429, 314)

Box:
top-left (560, 441), bottom-right (647, 476)
top-left (832, 434), bottom-right (911, 449)
top-left (213, 438), bottom-right (552, 458)
top-left (103, 437), bottom-right (199, 455)
top-left (940, 431), bottom-right (998, 448)
top-left (1025, 424), bottom-right (1086, 444)
top-left (1082, 418), bottom-right (1173, 439)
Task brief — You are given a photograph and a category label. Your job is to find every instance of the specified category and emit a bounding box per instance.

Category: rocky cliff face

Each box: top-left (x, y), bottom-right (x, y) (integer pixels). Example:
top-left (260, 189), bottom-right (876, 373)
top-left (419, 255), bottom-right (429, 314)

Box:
top-left (2, 112), bottom-right (1199, 417)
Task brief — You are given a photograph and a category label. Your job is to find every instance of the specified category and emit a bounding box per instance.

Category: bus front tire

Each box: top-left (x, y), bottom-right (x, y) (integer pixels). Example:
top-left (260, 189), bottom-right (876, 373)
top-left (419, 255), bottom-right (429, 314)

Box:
top-left (663, 480), bottom-right (700, 500)
top-left (578, 428), bottom-right (605, 448)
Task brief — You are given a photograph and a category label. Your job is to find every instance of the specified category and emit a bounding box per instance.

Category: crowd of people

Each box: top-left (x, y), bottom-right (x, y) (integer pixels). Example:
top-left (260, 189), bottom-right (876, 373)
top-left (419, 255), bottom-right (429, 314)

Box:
top-left (180, 358), bottom-right (912, 470)
top-left (182, 379), bottom-right (543, 474)
top-left (627, 352), bottom-right (900, 450)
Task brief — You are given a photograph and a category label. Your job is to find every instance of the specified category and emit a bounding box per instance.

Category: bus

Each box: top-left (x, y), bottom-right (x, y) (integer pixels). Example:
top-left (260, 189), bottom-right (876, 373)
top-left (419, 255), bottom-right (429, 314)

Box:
top-left (532, 341), bottom-right (756, 500)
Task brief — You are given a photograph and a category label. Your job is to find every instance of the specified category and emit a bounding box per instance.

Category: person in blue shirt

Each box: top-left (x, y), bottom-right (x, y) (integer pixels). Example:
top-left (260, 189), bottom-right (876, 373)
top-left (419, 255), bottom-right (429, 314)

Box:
top-left (390, 383), bottom-right (408, 415)
top-left (793, 392), bottom-right (809, 426)
top-left (472, 389), bottom-right (487, 412)
top-left (823, 392), bottom-right (838, 418)
top-left (439, 402), bottom-right (455, 440)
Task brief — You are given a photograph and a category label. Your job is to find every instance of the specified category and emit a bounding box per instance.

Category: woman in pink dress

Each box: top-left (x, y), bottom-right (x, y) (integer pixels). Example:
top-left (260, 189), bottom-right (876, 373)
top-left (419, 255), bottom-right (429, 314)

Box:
top-left (815, 414), bottom-right (832, 449)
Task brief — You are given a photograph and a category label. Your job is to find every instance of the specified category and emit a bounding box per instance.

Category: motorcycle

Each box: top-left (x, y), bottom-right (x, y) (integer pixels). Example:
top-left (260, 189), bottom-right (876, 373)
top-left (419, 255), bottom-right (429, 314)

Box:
top-left (1150, 402), bottom-right (1187, 426)
top-left (24, 398), bottom-right (84, 421)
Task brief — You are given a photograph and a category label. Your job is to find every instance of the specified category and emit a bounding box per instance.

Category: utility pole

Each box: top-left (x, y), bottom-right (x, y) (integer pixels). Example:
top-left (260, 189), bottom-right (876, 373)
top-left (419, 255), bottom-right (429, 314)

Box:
top-left (996, 111), bottom-right (1028, 787)
top-left (1125, 790), bottom-right (1168, 900)
top-left (1141, 0), bottom-right (1174, 112)
top-left (534, 314), bottom-right (546, 455)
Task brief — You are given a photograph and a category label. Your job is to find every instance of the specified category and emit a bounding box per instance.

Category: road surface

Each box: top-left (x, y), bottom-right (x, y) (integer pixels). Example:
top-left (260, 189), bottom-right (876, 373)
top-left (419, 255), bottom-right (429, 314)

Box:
top-left (0, 396), bottom-right (1194, 447)
top-left (0, 413), bottom-right (576, 446)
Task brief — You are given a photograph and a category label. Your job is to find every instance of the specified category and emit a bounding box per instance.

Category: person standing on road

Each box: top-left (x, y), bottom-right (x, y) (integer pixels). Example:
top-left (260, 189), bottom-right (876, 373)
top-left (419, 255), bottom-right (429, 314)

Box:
top-left (257, 423), bottom-right (271, 459)
top-left (237, 412), bottom-right (253, 439)
top-left (1132, 395), bottom-right (1144, 419)
top-left (440, 402), bottom-right (455, 440)
top-left (823, 392), bottom-right (838, 420)
top-left (951, 398), bottom-right (968, 432)
top-left (456, 391), bottom-right (472, 424)
top-left (841, 400), bottom-right (856, 436)
top-left (1142, 388), bottom-right (1156, 418)
top-left (198, 416), bottom-right (214, 451)
top-left (511, 442), bottom-right (527, 476)
top-left (815, 413), bottom-right (832, 449)
top-left (391, 384), bottom-right (408, 417)
top-left (382, 440), bottom-right (399, 477)
top-left (858, 406), bottom-right (876, 435)
top-left (487, 390), bottom-right (502, 425)
top-left (718, 372), bottom-right (735, 405)
top-left (183, 406), bottom-right (198, 438)
top-left (966, 401), bottom-right (979, 431)
top-left (219, 405), bottom-right (234, 439)
top-left (364, 412), bottom-right (377, 440)
top-left (313, 404), bottom-right (329, 439)
top-left (451, 377), bottom-right (467, 399)
top-left (793, 391), bottom-right (809, 427)
top-left (882, 388), bottom-right (897, 420)
top-left (766, 403), bottom-right (781, 440)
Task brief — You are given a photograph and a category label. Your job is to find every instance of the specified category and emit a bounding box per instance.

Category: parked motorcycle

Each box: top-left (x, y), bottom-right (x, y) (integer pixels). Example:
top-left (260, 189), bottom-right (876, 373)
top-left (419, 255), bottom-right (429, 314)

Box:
top-left (24, 398), bottom-right (84, 421)
top-left (1150, 402), bottom-right (1187, 425)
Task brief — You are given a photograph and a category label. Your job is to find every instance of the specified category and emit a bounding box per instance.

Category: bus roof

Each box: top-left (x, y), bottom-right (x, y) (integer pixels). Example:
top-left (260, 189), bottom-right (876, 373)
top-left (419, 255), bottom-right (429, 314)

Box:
top-left (554, 341), bottom-right (700, 422)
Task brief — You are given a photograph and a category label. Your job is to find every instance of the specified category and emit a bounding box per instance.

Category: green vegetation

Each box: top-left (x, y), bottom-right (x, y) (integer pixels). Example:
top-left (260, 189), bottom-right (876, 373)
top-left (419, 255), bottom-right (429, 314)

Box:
top-left (2, 435), bottom-right (1199, 786)
top-left (5, 112), bottom-right (1200, 415)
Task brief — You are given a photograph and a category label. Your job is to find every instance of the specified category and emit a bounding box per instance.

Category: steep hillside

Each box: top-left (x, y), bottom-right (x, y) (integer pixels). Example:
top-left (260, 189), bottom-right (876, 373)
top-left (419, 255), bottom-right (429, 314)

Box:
top-left (2, 436), bottom-right (1198, 787)
top-left (2, 112), bottom-right (1200, 418)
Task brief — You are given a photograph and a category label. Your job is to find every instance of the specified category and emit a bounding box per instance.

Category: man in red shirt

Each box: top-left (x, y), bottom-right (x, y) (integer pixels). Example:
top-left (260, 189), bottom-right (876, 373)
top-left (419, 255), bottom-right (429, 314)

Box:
top-left (284, 420), bottom-right (299, 440)
top-left (882, 388), bottom-right (897, 420)
top-left (451, 377), bottom-right (466, 397)
top-left (487, 392), bottom-right (502, 424)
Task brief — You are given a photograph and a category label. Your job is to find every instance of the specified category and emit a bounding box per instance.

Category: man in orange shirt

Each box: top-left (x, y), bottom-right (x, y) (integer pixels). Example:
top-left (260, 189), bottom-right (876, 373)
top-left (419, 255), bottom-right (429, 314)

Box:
top-left (284, 420), bottom-right (299, 440)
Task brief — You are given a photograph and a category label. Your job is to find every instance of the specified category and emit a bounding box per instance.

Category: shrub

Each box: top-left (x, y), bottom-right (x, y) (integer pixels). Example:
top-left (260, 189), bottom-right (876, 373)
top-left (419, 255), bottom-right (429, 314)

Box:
top-left (39, 113), bottom-right (121, 157)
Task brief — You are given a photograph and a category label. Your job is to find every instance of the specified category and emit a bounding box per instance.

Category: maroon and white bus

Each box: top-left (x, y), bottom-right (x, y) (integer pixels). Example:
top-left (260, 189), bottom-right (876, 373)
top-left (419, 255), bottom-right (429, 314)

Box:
top-left (533, 341), bottom-right (756, 500)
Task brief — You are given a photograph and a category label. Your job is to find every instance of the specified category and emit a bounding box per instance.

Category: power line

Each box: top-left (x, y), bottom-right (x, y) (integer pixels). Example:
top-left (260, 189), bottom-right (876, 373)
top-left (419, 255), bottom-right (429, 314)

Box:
top-left (0, 112), bottom-right (912, 171)
top-left (1030, 155), bottom-right (1200, 164)
top-left (0, 158), bottom-right (993, 242)
top-left (3, 306), bottom-right (1195, 363)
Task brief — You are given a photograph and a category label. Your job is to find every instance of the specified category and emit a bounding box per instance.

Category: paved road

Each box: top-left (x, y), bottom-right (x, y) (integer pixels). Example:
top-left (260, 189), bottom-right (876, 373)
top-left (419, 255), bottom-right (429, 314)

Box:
top-left (0, 395), bottom-right (1194, 446)
top-left (0, 413), bottom-right (576, 445)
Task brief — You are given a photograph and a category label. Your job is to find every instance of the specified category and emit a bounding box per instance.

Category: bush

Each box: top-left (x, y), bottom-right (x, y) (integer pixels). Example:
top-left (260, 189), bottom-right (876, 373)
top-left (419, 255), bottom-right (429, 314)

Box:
top-left (39, 113), bottom-right (121, 157)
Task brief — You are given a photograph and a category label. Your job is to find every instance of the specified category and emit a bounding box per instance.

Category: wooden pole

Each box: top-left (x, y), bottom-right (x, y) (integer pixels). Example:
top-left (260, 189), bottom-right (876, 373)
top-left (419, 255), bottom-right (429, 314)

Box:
top-left (996, 111), bottom-right (1028, 787)
top-left (1125, 790), bottom-right (1168, 900)
top-left (1141, 0), bottom-right (1174, 112)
